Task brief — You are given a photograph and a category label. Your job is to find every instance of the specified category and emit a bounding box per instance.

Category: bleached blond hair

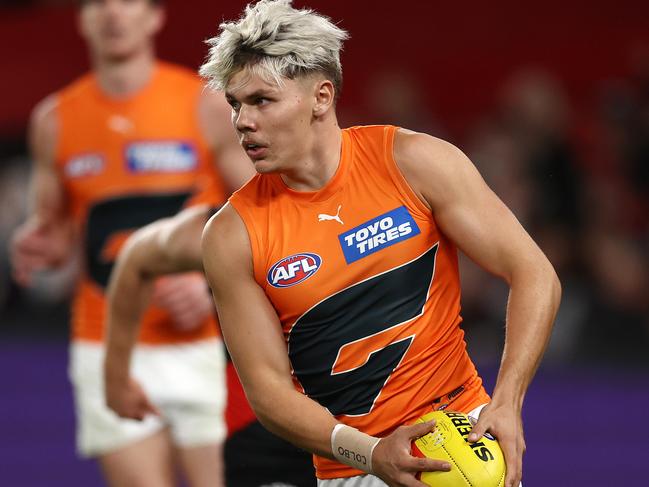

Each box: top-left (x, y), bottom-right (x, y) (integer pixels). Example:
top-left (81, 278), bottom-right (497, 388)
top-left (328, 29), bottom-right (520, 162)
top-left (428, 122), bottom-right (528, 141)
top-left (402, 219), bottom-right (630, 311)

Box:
top-left (200, 0), bottom-right (349, 99)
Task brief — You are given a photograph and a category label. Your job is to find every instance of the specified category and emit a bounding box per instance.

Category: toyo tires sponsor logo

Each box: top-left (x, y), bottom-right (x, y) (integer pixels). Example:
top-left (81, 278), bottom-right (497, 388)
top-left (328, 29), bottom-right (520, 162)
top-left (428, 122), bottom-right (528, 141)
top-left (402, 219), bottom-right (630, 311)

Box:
top-left (126, 141), bottom-right (197, 173)
top-left (267, 253), bottom-right (322, 288)
top-left (338, 206), bottom-right (421, 264)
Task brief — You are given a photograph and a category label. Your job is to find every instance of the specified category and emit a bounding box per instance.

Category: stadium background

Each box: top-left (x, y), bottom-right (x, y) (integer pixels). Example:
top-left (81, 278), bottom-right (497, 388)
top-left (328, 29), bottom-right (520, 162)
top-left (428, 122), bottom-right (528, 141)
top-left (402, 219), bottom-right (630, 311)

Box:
top-left (1, 0), bottom-right (648, 485)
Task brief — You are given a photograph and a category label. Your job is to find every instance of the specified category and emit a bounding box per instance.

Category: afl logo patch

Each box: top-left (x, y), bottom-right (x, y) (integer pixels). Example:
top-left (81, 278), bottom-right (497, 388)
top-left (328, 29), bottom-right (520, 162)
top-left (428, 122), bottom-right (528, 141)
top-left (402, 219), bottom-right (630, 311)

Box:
top-left (267, 253), bottom-right (322, 288)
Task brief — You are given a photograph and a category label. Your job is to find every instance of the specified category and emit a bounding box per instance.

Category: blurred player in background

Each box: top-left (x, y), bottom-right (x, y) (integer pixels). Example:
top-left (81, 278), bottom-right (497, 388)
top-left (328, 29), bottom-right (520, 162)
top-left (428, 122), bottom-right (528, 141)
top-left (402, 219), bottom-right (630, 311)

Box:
top-left (10, 0), bottom-right (252, 486)
top-left (199, 1), bottom-right (561, 487)
top-left (104, 204), bottom-right (316, 486)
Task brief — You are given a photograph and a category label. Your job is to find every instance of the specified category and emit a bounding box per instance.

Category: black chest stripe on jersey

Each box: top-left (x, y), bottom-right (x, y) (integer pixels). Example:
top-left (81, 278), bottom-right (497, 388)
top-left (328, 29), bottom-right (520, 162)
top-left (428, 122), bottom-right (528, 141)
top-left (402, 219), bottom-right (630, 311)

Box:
top-left (86, 192), bottom-right (192, 288)
top-left (287, 243), bottom-right (438, 416)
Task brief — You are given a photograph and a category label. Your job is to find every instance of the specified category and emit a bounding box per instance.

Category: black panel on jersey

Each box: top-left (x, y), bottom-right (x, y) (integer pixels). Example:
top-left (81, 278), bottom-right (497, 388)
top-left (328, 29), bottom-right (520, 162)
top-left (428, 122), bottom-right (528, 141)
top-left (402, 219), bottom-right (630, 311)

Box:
top-left (288, 244), bottom-right (438, 416)
top-left (85, 191), bottom-right (191, 288)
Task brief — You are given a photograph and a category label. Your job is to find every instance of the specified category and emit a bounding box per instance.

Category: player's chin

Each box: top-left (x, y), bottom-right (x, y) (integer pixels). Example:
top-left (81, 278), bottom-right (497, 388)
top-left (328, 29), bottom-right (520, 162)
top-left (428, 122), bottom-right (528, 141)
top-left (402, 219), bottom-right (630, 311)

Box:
top-left (100, 43), bottom-right (140, 62)
top-left (251, 159), bottom-right (277, 174)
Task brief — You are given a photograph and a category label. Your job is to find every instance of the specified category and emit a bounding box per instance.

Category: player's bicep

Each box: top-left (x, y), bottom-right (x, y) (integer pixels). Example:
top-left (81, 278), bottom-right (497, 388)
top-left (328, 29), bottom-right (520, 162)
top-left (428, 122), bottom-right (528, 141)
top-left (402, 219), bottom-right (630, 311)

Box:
top-left (202, 206), bottom-right (294, 405)
top-left (394, 131), bottom-right (543, 283)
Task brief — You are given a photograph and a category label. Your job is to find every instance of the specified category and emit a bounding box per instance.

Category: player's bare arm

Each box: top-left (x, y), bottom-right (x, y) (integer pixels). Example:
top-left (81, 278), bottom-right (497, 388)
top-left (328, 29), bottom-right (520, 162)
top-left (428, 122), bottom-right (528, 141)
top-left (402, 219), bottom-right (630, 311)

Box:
top-left (394, 129), bottom-right (561, 487)
top-left (198, 88), bottom-right (255, 191)
top-left (104, 205), bottom-right (209, 420)
top-left (202, 205), bottom-right (451, 487)
top-left (10, 95), bottom-right (74, 286)
top-left (202, 204), bottom-right (338, 456)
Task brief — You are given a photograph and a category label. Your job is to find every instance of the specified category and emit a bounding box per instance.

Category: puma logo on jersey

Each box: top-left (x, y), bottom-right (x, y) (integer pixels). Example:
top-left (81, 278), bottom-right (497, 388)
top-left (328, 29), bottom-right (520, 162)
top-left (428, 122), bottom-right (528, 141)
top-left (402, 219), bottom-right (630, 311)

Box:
top-left (339, 206), bottom-right (421, 264)
top-left (126, 141), bottom-right (197, 173)
top-left (108, 115), bottom-right (134, 134)
top-left (267, 253), bottom-right (322, 288)
top-left (318, 205), bottom-right (344, 225)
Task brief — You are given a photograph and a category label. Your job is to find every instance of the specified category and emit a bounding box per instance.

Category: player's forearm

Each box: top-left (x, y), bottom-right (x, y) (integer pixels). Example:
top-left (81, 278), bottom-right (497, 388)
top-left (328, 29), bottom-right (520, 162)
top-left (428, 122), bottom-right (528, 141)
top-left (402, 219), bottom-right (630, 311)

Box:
top-left (244, 374), bottom-right (339, 459)
top-left (104, 248), bottom-right (155, 382)
top-left (492, 259), bottom-right (561, 408)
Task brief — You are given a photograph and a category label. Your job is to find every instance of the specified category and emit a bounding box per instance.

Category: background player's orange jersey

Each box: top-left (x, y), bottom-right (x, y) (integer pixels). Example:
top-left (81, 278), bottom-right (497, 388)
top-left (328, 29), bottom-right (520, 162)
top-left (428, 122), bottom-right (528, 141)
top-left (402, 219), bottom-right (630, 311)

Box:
top-left (229, 125), bottom-right (490, 479)
top-left (55, 62), bottom-right (225, 344)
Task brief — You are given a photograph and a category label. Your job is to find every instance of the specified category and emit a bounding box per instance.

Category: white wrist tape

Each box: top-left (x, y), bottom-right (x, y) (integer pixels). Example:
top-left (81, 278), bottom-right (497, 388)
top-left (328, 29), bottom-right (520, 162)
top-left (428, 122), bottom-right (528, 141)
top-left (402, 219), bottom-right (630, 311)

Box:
top-left (331, 424), bottom-right (380, 473)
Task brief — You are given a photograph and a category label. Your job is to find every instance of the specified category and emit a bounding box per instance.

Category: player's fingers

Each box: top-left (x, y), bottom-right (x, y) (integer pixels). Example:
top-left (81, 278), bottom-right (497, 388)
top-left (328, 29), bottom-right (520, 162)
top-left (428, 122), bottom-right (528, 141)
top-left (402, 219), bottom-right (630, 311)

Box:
top-left (500, 437), bottom-right (522, 487)
top-left (12, 258), bottom-right (49, 286)
top-left (405, 420), bottom-right (437, 440)
top-left (16, 253), bottom-right (51, 270)
top-left (141, 394), bottom-right (161, 417)
top-left (396, 472), bottom-right (434, 487)
top-left (404, 455), bottom-right (451, 473)
top-left (13, 235), bottom-right (52, 257)
top-left (467, 418), bottom-right (487, 442)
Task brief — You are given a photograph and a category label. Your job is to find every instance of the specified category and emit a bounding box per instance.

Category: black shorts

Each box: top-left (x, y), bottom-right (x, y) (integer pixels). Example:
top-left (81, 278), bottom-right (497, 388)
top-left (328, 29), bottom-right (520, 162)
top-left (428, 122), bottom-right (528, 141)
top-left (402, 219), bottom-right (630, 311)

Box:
top-left (225, 420), bottom-right (316, 487)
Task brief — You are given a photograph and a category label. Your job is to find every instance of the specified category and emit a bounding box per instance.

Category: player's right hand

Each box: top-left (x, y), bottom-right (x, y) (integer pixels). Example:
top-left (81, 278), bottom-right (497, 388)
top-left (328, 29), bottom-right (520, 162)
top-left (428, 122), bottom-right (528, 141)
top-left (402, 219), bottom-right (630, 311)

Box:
top-left (10, 218), bottom-right (71, 286)
top-left (105, 376), bottom-right (161, 421)
top-left (371, 420), bottom-right (451, 487)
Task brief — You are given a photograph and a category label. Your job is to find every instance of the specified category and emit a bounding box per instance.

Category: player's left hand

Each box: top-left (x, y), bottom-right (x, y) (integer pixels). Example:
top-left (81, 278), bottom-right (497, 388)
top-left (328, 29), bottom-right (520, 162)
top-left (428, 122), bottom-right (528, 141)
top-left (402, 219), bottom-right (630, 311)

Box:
top-left (105, 376), bottom-right (161, 421)
top-left (467, 401), bottom-right (525, 487)
top-left (372, 420), bottom-right (451, 486)
top-left (152, 272), bottom-right (214, 331)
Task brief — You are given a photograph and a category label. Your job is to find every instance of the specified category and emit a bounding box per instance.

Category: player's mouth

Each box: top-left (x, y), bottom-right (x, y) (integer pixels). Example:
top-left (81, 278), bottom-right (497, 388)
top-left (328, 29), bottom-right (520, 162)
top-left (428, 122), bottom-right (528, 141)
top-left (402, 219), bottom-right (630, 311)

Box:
top-left (243, 141), bottom-right (268, 160)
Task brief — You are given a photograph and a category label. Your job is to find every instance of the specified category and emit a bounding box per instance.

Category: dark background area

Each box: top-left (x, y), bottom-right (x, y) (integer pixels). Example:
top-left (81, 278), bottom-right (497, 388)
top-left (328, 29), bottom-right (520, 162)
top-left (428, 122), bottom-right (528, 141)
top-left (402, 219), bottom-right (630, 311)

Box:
top-left (1, 1), bottom-right (648, 485)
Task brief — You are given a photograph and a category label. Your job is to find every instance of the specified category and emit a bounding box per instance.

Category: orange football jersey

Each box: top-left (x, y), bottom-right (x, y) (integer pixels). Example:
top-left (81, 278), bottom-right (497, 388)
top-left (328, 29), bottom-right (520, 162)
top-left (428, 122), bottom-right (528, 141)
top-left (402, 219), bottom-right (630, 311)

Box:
top-left (229, 125), bottom-right (489, 479)
top-left (55, 62), bottom-right (225, 344)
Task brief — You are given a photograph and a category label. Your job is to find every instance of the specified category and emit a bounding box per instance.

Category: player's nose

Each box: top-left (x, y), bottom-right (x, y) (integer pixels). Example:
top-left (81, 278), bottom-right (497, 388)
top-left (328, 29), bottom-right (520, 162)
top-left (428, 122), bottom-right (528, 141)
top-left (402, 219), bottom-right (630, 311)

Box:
top-left (234, 105), bottom-right (256, 132)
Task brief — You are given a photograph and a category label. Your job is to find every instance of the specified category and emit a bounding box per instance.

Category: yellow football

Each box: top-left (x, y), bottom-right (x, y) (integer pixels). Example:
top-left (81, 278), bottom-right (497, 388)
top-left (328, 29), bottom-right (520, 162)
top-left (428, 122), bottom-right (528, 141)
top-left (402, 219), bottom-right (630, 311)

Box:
top-left (412, 410), bottom-right (506, 487)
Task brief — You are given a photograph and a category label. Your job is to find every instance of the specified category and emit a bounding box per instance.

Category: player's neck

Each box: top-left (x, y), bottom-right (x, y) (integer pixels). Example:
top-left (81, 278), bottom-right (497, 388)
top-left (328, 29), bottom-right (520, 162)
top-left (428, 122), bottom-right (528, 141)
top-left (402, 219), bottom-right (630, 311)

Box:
top-left (280, 119), bottom-right (343, 192)
top-left (92, 47), bottom-right (156, 99)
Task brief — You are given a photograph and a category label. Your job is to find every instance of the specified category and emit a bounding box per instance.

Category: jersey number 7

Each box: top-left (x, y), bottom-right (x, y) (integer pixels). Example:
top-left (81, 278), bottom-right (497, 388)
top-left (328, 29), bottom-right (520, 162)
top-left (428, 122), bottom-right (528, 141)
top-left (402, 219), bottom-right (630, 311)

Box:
top-left (288, 244), bottom-right (438, 416)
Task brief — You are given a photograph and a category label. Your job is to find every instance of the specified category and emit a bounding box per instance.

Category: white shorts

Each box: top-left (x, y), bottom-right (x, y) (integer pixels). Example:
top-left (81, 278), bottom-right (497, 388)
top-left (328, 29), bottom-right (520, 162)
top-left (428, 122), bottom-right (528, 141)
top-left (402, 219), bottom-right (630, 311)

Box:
top-left (69, 338), bottom-right (227, 457)
top-left (317, 405), bottom-right (524, 487)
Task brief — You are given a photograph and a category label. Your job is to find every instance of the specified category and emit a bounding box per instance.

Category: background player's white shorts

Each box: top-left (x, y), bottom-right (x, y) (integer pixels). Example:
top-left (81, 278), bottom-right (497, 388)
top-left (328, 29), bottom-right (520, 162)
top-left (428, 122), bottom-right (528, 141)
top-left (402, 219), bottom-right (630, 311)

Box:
top-left (317, 404), bottom-right (521, 487)
top-left (69, 338), bottom-right (226, 457)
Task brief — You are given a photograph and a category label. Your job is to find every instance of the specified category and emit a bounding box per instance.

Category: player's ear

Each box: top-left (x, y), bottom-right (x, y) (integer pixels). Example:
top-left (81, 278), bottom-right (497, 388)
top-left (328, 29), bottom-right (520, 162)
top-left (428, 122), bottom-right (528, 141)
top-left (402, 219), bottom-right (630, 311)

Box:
top-left (313, 79), bottom-right (335, 118)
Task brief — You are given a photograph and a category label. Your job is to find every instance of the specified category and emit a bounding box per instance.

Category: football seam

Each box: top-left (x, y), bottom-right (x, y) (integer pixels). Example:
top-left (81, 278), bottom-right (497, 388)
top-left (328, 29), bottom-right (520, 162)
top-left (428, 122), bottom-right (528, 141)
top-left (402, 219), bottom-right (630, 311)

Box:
top-left (442, 444), bottom-right (473, 487)
top-left (497, 466), bottom-right (505, 487)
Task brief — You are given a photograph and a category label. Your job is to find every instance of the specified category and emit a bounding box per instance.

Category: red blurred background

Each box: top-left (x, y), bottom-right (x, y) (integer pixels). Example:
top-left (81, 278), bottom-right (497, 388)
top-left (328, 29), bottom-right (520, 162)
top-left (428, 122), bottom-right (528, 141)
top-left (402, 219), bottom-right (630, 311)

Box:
top-left (2, 0), bottom-right (649, 137)
top-left (1, 1), bottom-right (648, 486)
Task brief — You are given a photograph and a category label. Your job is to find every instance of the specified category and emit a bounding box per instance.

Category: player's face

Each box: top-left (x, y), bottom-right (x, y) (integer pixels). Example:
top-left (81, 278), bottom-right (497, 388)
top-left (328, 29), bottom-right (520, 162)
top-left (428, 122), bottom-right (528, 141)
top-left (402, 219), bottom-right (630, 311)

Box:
top-left (79, 0), bottom-right (163, 62)
top-left (225, 70), bottom-right (318, 174)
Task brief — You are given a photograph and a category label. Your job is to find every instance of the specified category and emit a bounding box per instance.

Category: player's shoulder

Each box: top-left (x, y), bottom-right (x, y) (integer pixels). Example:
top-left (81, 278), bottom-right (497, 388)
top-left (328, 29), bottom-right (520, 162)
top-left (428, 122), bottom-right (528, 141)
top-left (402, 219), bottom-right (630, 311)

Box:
top-left (202, 203), bottom-right (251, 266)
top-left (344, 124), bottom-right (393, 140)
top-left (393, 128), bottom-right (471, 182)
top-left (31, 93), bottom-right (58, 126)
top-left (56, 72), bottom-right (96, 105)
top-left (29, 93), bottom-right (59, 151)
top-left (393, 128), bottom-right (478, 210)
top-left (157, 61), bottom-right (203, 88)
top-left (394, 128), bottom-right (463, 164)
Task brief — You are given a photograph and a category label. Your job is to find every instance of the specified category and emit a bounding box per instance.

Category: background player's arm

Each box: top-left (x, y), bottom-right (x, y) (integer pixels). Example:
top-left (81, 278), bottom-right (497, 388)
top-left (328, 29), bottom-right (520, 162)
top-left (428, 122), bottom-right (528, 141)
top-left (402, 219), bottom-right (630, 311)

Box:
top-left (11, 95), bottom-right (74, 285)
top-left (104, 205), bottom-right (210, 420)
top-left (202, 205), bottom-right (450, 486)
top-left (394, 129), bottom-right (561, 487)
top-left (198, 89), bottom-right (254, 191)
